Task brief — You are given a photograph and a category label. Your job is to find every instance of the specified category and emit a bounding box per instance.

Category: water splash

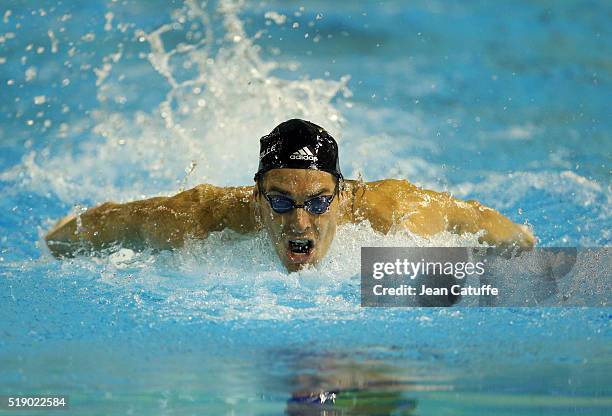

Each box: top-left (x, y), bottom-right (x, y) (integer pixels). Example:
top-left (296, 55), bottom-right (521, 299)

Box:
top-left (3, 0), bottom-right (350, 204)
top-left (49, 221), bottom-right (484, 323)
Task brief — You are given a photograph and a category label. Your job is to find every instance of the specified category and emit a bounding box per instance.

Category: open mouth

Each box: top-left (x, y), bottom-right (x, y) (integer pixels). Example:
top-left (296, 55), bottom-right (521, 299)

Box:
top-left (289, 239), bottom-right (313, 254)
top-left (286, 239), bottom-right (315, 263)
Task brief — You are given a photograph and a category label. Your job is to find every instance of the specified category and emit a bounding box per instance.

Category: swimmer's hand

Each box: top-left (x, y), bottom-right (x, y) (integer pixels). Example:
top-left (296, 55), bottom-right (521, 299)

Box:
top-left (498, 223), bottom-right (536, 249)
top-left (45, 214), bottom-right (79, 257)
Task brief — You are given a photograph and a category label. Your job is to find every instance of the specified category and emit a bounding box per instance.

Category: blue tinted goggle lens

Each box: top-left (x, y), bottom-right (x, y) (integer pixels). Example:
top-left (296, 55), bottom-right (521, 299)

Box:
top-left (267, 195), bottom-right (294, 213)
top-left (306, 196), bottom-right (332, 214)
top-left (267, 195), bottom-right (333, 215)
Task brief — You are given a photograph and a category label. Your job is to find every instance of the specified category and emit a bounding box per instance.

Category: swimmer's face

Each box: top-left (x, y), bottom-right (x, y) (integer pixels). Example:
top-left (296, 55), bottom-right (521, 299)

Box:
top-left (255, 168), bottom-right (340, 272)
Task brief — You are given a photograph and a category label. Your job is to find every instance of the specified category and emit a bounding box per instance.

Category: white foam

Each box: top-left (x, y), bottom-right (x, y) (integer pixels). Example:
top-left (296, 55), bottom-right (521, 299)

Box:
top-left (53, 221), bottom-right (484, 323)
top-left (3, 0), bottom-right (348, 205)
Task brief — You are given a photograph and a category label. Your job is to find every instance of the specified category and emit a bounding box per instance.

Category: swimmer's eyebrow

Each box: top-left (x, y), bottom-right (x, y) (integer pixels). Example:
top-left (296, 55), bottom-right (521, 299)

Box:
top-left (266, 185), bottom-right (292, 195)
top-left (266, 186), bottom-right (332, 198)
top-left (307, 188), bottom-right (332, 198)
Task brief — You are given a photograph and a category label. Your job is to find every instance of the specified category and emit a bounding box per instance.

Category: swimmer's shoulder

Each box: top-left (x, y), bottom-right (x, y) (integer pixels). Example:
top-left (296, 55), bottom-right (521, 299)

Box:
top-left (358, 178), bottom-right (453, 203)
top-left (341, 178), bottom-right (417, 227)
top-left (366, 178), bottom-right (417, 192)
top-left (191, 183), bottom-right (254, 201)
top-left (346, 177), bottom-right (447, 225)
top-left (344, 177), bottom-right (418, 199)
top-left (152, 183), bottom-right (252, 221)
top-left (190, 183), bottom-right (256, 232)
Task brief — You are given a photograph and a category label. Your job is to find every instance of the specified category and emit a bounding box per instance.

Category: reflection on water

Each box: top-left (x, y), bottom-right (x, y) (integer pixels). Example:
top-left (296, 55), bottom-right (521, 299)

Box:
top-left (0, 334), bottom-right (610, 414)
top-left (284, 354), bottom-right (419, 415)
top-left (286, 370), bottom-right (417, 416)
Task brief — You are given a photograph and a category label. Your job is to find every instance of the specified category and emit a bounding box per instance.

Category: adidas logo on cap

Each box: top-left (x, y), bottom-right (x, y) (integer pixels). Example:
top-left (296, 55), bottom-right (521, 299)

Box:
top-left (290, 146), bottom-right (318, 161)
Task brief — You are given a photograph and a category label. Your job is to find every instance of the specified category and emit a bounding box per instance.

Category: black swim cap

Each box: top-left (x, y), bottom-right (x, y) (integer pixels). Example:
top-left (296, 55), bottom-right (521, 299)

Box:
top-left (254, 119), bottom-right (342, 181)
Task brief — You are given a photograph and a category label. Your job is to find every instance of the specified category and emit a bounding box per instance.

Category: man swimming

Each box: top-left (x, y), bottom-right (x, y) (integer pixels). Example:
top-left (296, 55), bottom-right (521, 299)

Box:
top-left (45, 118), bottom-right (535, 271)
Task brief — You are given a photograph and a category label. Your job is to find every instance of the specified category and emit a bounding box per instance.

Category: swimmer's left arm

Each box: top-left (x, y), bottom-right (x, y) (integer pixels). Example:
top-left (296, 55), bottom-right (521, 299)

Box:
top-left (441, 194), bottom-right (536, 248)
top-left (357, 179), bottom-right (535, 248)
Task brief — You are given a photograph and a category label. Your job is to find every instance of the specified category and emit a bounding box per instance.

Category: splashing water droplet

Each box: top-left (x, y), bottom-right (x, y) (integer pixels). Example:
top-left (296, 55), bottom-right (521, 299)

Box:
top-left (25, 66), bottom-right (37, 81)
top-left (81, 33), bottom-right (96, 42)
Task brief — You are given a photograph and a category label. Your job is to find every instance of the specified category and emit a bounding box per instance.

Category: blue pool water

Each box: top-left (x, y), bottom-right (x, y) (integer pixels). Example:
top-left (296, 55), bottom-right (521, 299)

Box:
top-left (1, 0), bottom-right (610, 414)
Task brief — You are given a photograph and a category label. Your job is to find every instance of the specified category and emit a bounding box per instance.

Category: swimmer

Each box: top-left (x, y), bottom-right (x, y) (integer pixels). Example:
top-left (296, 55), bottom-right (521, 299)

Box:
top-left (45, 118), bottom-right (535, 271)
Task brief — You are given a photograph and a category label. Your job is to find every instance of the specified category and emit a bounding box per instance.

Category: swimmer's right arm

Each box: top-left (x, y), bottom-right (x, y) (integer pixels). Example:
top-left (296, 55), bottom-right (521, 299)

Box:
top-left (44, 184), bottom-right (256, 258)
top-left (44, 197), bottom-right (187, 257)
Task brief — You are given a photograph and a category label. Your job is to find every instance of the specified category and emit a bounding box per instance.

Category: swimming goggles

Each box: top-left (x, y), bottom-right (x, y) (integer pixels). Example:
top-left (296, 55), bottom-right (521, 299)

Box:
top-left (258, 181), bottom-right (339, 215)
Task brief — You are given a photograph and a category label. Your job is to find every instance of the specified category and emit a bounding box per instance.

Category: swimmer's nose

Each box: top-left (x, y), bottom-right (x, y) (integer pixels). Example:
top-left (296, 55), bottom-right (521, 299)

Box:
top-left (289, 207), bottom-right (311, 234)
